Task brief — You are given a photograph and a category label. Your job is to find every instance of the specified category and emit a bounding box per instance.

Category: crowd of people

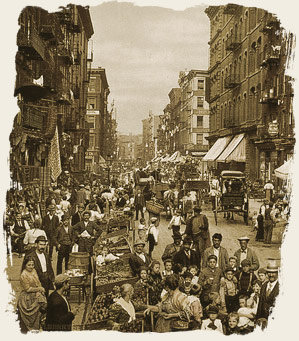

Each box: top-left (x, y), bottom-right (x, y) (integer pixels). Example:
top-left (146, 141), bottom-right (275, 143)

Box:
top-left (4, 164), bottom-right (286, 334)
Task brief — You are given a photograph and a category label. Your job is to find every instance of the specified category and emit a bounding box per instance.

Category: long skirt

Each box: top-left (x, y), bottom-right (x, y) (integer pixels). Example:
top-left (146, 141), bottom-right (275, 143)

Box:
top-left (17, 291), bottom-right (47, 332)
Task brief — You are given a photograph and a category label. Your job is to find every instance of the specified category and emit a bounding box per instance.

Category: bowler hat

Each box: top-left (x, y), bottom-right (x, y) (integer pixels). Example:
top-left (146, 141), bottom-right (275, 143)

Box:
top-left (266, 259), bottom-right (279, 273)
top-left (55, 274), bottom-right (69, 286)
top-left (48, 204), bottom-right (56, 209)
top-left (35, 235), bottom-right (47, 243)
top-left (182, 235), bottom-right (192, 244)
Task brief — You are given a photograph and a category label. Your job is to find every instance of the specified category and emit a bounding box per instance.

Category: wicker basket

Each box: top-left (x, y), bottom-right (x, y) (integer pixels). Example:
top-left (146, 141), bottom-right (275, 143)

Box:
top-left (146, 201), bottom-right (164, 214)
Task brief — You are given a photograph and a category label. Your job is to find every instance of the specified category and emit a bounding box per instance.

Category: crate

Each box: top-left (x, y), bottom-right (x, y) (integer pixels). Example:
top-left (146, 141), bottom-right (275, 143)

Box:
top-left (146, 201), bottom-right (164, 214)
top-left (95, 276), bottom-right (138, 294)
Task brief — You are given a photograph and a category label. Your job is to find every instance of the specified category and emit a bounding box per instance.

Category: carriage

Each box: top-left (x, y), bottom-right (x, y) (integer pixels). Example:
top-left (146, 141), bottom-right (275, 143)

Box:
top-left (213, 170), bottom-right (249, 226)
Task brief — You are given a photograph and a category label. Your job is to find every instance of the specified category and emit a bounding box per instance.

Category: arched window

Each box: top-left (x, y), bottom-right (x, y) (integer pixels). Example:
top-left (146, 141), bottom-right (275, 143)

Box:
top-left (249, 86), bottom-right (256, 120)
top-left (243, 51), bottom-right (247, 79)
top-left (243, 92), bottom-right (247, 122)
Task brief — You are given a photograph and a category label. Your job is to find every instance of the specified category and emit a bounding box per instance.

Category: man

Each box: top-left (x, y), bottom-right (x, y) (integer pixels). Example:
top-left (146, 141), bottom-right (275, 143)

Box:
top-left (71, 203), bottom-right (85, 226)
top-left (56, 214), bottom-right (75, 275)
top-left (22, 235), bottom-right (55, 297)
top-left (73, 210), bottom-right (99, 255)
top-left (256, 260), bottom-right (279, 324)
top-left (184, 206), bottom-right (211, 255)
top-left (161, 234), bottom-right (182, 262)
top-left (42, 204), bottom-right (60, 260)
top-left (172, 235), bottom-right (201, 271)
top-left (23, 217), bottom-right (47, 254)
top-left (10, 212), bottom-right (30, 257)
top-left (45, 274), bottom-right (75, 331)
top-left (129, 240), bottom-right (151, 277)
top-left (134, 189), bottom-right (145, 220)
top-left (234, 236), bottom-right (259, 271)
top-left (202, 233), bottom-right (229, 274)
top-left (75, 184), bottom-right (87, 207)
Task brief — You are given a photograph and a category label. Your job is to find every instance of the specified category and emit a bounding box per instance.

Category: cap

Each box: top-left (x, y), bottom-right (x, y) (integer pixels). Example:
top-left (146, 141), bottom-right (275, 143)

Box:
top-left (55, 274), bottom-right (70, 286)
top-left (224, 266), bottom-right (235, 273)
top-left (82, 210), bottom-right (91, 216)
top-left (182, 235), bottom-right (192, 244)
top-left (61, 214), bottom-right (70, 221)
top-left (208, 254), bottom-right (217, 261)
top-left (229, 256), bottom-right (238, 261)
top-left (193, 206), bottom-right (202, 213)
top-left (48, 204), bottom-right (56, 209)
top-left (212, 233), bottom-right (222, 241)
top-left (150, 217), bottom-right (158, 222)
top-left (134, 239), bottom-right (146, 247)
top-left (77, 203), bottom-right (85, 209)
top-left (79, 184), bottom-right (85, 188)
top-left (238, 236), bottom-right (250, 242)
top-left (257, 268), bottom-right (267, 274)
top-left (207, 305), bottom-right (219, 314)
top-left (241, 259), bottom-right (251, 267)
top-left (35, 235), bottom-right (47, 243)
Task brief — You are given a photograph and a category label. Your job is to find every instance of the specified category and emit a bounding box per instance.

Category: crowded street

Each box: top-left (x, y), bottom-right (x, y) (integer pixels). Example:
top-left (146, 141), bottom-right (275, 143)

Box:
top-left (3, 1), bottom-right (295, 336)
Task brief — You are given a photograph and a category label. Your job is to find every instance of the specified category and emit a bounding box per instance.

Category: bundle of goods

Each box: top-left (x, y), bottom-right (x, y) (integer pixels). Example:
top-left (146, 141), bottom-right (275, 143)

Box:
top-left (93, 235), bottom-right (131, 256)
top-left (65, 268), bottom-right (87, 285)
top-left (146, 200), bottom-right (164, 214)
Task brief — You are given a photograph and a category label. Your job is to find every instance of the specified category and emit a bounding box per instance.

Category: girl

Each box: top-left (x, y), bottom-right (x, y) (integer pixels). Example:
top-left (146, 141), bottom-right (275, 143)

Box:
top-left (162, 259), bottom-right (173, 278)
top-left (223, 312), bottom-right (241, 335)
top-left (246, 279), bottom-right (262, 315)
top-left (188, 265), bottom-right (199, 285)
top-left (201, 305), bottom-right (223, 333)
top-left (137, 217), bottom-right (148, 242)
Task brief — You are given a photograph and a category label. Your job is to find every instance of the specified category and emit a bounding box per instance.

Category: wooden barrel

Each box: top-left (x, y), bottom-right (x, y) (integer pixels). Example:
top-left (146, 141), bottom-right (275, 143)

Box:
top-left (68, 252), bottom-right (90, 272)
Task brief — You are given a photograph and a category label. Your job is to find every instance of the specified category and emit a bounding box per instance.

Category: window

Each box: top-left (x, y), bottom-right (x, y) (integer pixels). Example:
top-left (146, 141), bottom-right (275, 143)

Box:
top-left (197, 115), bottom-right (203, 127)
top-left (198, 79), bottom-right (204, 90)
top-left (89, 135), bottom-right (95, 148)
top-left (196, 134), bottom-right (203, 145)
top-left (197, 96), bottom-right (204, 108)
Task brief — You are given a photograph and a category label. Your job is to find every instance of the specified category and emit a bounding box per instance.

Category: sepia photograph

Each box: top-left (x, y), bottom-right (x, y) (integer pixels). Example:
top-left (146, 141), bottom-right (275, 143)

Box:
top-left (1, 0), bottom-right (298, 337)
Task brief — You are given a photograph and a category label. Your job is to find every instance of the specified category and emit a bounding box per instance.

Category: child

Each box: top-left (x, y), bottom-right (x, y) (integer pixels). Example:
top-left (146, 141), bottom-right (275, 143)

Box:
top-left (132, 266), bottom-right (149, 307)
top-left (228, 256), bottom-right (238, 272)
top-left (205, 291), bottom-right (227, 321)
top-left (236, 259), bottom-right (257, 297)
top-left (147, 217), bottom-right (159, 259)
top-left (181, 271), bottom-right (193, 295)
top-left (188, 265), bottom-right (199, 285)
top-left (223, 312), bottom-right (241, 335)
top-left (168, 209), bottom-right (185, 237)
top-left (147, 260), bottom-right (163, 305)
top-left (257, 268), bottom-right (268, 285)
top-left (251, 211), bottom-right (258, 232)
top-left (247, 279), bottom-right (262, 315)
top-left (237, 295), bottom-right (255, 334)
top-left (138, 217), bottom-right (148, 242)
top-left (162, 259), bottom-right (173, 278)
top-left (188, 284), bottom-right (203, 330)
top-left (201, 305), bottom-right (223, 333)
top-left (219, 267), bottom-right (239, 313)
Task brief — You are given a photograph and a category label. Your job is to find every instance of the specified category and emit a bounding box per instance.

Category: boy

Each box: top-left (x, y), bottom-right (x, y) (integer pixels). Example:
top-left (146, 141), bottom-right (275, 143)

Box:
top-left (201, 305), bottom-right (223, 333)
top-left (137, 217), bottom-right (147, 242)
top-left (188, 265), bottom-right (199, 285)
top-left (236, 259), bottom-right (257, 297)
top-left (257, 268), bottom-right (268, 285)
top-left (162, 258), bottom-right (173, 278)
top-left (228, 256), bottom-right (238, 272)
top-left (219, 267), bottom-right (239, 313)
top-left (147, 217), bottom-right (159, 259)
top-left (237, 295), bottom-right (255, 334)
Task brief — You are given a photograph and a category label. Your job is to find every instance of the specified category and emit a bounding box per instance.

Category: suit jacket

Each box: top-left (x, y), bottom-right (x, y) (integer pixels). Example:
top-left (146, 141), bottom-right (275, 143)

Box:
top-left (56, 225), bottom-right (75, 246)
top-left (234, 247), bottom-right (260, 271)
top-left (42, 214), bottom-right (60, 244)
top-left (45, 290), bottom-right (75, 331)
top-left (134, 194), bottom-right (145, 207)
top-left (73, 220), bottom-right (99, 240)
top-left (184, 214), bottom-right (209, 239)
top-left (173, 249), bottom-right (201, 271)
top-left (22, 250), bottom-right (55, 290)
top-left (161, 243), bottom-right (182, 262)
top-left (71, 212), bottom-right (82, 226)
top-left (202, 246), bottom-right (229, 274)
top-left (256, 281), bottom-right (279, 320)
top-left (129, 253), bottom-right (151, 277)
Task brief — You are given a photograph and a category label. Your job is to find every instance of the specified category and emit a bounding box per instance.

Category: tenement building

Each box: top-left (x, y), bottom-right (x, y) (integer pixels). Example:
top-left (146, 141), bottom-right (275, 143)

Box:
top-left (204, 4), bottom-right (294, 185)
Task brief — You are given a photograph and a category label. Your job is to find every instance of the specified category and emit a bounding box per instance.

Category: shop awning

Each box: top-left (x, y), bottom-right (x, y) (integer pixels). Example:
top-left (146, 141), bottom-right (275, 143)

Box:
top-left (202, 137), bottom-right (231, 161)
top-left (274, 159), bottom-right (293, 180)
top-left (217, 133), bottom-right (245, 162)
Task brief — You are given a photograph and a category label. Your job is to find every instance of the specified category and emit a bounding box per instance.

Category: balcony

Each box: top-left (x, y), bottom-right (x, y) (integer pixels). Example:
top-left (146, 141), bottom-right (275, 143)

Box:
top-left (74, 51), bottom-right (81, 65)
top-left (260, 15), bottom-right (280, 33)
top-left (57, 91), bottom-right (72, 105)
top-left (225, 34), bottom-right (241, 51)
top-left (58, 45), bottom-right (74, 65)
top-left (40, 25), bottom-right (56, 41)
top-left (260, 47), bottom-right (280, 66)
top-left (224, 118), bottom-right (236, 128)
top-left (17, 28), bottom-right (46, 60)
top-left (14, 69), bottom-right (48, 101)
top-left (224, 74), bottom-right (240, 88)
top-left (20, 103), bottom-right (46, 131)
top-left (259, 89), bottom-right (278, 105)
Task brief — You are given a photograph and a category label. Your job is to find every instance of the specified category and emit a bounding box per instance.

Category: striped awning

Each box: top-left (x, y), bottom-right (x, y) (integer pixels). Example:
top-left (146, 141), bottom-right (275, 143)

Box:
top-left (202, 137), bottom-right (231, 161)
top-left (217, 133), bottom-right (246, 162)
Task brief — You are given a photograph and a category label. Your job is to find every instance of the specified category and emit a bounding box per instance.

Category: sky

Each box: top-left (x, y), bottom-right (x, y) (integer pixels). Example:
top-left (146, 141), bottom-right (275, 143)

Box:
top-left (89, 1), bottom-right (210, 134)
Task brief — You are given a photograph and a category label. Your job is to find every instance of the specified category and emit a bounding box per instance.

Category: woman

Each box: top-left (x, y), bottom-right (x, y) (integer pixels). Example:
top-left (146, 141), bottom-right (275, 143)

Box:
top-left (108, 283), bottom-right (143, 332)
top-left (17, 257), bottom-right (47, 333)
top-left (144, 274), bottom-right (191, 332)
top-left (147, 260), bottom-right (163, 305)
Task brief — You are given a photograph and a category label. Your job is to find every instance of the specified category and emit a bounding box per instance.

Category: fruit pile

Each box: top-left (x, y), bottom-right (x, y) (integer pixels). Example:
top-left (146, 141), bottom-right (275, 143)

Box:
top-left (96, 259), bottom-right (132, 285)
top-left (86, 287), bottom-right (121, 324)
